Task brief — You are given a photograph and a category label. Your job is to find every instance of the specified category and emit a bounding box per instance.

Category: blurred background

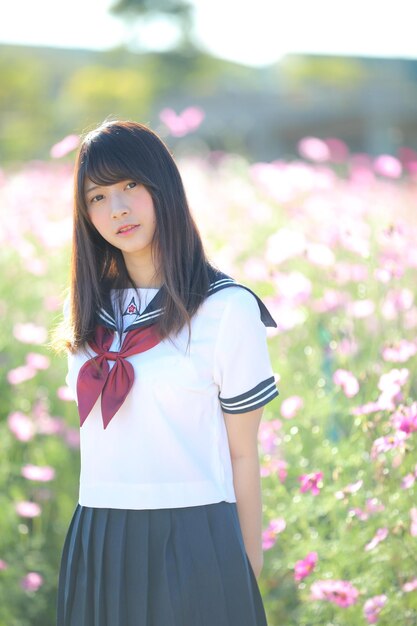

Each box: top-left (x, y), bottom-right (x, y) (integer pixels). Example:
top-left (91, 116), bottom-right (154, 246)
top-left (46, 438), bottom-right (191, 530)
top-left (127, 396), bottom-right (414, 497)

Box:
top-left (2, 2), bottom-right (417, 625)
top-left (1, 0), bottom-right (417, 165)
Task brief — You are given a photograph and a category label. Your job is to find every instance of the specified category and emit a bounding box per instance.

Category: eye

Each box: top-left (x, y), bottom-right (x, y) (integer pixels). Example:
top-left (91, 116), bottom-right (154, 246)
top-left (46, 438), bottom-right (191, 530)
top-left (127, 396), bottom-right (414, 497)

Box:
top-left (126, 181), bottom-right (137, 189)
top-left (90, 194), bottom-right (104, 203)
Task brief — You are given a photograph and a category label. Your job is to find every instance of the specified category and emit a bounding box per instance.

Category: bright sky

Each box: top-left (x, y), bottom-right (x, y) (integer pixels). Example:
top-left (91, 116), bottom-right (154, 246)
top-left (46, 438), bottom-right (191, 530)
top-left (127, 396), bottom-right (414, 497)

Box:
top-left (0, 0), bottom-right (416, 66)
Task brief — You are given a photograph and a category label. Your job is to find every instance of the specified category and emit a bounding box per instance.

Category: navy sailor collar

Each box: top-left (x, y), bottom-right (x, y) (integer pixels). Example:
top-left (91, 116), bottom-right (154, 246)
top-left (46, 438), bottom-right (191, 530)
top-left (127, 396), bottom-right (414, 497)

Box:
top-left (96, 265), bottom-right (277, 332)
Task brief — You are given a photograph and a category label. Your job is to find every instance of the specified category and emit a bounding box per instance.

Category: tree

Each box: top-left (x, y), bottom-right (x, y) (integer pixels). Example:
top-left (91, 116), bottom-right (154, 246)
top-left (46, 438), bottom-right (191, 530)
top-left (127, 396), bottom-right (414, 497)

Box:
top-left (109, 0), bottom-right (196, 52)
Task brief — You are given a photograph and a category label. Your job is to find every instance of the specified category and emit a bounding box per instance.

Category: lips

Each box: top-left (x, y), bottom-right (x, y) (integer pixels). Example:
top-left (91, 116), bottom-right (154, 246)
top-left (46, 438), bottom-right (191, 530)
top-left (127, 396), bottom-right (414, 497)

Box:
top-left (117, 224), bottom-right (140, 234)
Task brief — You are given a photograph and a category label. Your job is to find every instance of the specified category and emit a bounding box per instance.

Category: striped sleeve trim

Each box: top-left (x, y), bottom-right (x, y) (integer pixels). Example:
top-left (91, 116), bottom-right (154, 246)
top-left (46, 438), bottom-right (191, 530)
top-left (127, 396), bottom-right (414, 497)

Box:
top-left (219, 376), bottom-right (279, 414)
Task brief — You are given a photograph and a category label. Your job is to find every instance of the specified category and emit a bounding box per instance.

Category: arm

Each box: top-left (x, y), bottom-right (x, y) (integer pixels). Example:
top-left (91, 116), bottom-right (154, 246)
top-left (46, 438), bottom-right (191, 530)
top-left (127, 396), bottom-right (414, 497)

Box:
top-left (223, 405), bottom-right (265, 579)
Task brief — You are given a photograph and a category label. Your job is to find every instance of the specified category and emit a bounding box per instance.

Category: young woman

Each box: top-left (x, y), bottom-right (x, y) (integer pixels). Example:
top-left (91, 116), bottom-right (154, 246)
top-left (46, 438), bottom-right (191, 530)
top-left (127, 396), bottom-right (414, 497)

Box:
top-left (54, 119), bottom-right (279, 626)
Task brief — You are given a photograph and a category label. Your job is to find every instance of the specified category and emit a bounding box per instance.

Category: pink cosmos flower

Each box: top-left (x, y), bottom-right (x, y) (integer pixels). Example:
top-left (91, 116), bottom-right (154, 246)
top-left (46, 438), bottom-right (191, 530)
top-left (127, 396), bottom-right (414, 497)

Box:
top-left (382, 339), bottom-right (417, 362)
top-left (7, 411), bottom-right (36, 442)
top-left (280, 395), bottom-right (304, 419)
top-left (402, 578), bottom-right (417, 592)
top-left (21, 464), bottom-right (55, 482)
top-left (398, 146), bottom-right (417, 168)
top-left (305, 243), bottom-right (335, 267)
top-left (63, 427), bottom-right (80, 449)
top-left (382, 288), bottom-right (414, 320)
top-left (13, 322), bottom-right (48, 344)
top-left (57, 385), bottom-right (76, 401)
top-left (249, 162), bottom-right (288, 203)
top-left (20, 572), bottom-right (44, 592)
top-left (0, 559), bottom-right (8, 570)
top-left (262, 518), bottom-right (286, 550)
top-left (375, 266), bottom-right (399, 283)
top-left (365, 527), bottom-right (388, 551)
top-left (377, 368), bottom-right (409, 407)
top-left (313, 289), bottom-right (351, 315)
top-left (7, 365), bottom-right (37, 384)
top-left (349, 507), bottom-right (369, 521)
top-left (365, 498), bottom-right (385, 514)
top-left (337, 218), bottom-right (371, 257)
top-left (50, 134), bottom-right (80, 158)
top-left (35, 413), bottom-right (65, 436)
top-left (258, 418), bottom-right (282, 454)
top-left (333, 261), bottom-right (368, 284)
top-left (299, 472), bottom-right (323, 495)
top-left (377, 257), bottom-right (406, 285)
top-left (260, 457), bottom-right (288, 482)
top-left (401, 464), bottom-right (417, 489)
top-left (363, 594), bottom-right (388, 623)
top-left (31, 397), bottom-right (66, 435)
top-left (298, 137), bottom-right (331, 162)
top-left (294, 551), bottom-right (318, 581)
top-left (23, 257), bottom-right (47, 276)
top-left (335, 479), bottom-right (363, 500)
top-left (351, 400), bottom-right (384, 416)
top-left (312, 289), bottom-right (348, 313)
top-left (347, 299), bottom-right (375, 319)
top-left (159, 107), bottom-right (204, 137)
top-left (32, 396), bottom-right (49, 419)
top-left (349, 498), bottom-right (385, 521)
top-left (266, 228), bottom-right (306, 265)
top-left (390, 402), bottom-right (417, 434)
top-left (243, 258), bottom-right (270, 281)
top-left (272, 270), bottom-right (312, 306)
top-left (25, 352), bottom-right (50, 370)
top-left (377, 390), bottom-right (401, 413)
top-left (324, 137), bottom-right (349, 162)
top-left (373, 154), bottom-right (402, 178)
top-left (333, 369), bottom-right (360, 397)
top-left (43, 294), bottom-right (62, 311)
top-left (402, 472), bottom-right (416, 489)
top-left (15, 501), bottom-right (42, 518)
top-left (310, 579), bottom-right (360, 607)
top-left (371, 431), bottom-right (409, 460)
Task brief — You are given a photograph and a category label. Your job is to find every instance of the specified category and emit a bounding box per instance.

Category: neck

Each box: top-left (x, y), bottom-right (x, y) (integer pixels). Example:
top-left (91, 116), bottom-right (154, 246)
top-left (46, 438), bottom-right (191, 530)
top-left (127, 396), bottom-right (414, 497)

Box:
top-left (123, 254), bottom-right (163, 289)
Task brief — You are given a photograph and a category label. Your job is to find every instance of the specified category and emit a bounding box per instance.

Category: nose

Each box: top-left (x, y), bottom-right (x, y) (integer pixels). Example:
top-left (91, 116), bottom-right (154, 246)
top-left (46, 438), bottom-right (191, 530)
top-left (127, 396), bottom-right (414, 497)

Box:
top-left (109, 189), bottom-right (129, 218)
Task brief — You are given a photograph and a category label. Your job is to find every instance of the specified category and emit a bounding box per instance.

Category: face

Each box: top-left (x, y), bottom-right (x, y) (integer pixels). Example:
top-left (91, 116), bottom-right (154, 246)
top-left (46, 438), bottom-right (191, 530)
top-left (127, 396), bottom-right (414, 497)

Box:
top-left (84, 178), bottom-right (158, 263)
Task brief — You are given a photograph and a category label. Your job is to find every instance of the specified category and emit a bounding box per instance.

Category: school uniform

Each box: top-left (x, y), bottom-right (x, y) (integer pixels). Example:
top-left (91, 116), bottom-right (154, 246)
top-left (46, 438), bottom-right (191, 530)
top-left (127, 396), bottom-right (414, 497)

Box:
top-left (56, 264), bottom-right (279, 626)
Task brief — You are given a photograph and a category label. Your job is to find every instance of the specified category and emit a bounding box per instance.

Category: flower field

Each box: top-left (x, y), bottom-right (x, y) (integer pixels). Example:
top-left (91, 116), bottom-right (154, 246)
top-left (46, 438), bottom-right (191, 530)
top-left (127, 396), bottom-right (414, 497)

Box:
top-left (1, 136), bottom-right (417, 625)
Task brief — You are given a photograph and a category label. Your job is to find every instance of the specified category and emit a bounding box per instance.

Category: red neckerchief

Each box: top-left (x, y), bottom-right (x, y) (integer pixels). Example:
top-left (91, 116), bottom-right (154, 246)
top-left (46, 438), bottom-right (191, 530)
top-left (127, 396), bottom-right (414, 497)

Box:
top-left (76, 324), bottom-right (162, 429)
top-left (76, 267), bottom-right (278, 430)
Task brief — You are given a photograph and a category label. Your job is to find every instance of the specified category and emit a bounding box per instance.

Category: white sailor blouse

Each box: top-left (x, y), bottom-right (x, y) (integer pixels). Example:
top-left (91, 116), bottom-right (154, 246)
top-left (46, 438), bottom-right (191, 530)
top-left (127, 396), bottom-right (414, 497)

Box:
top-left (63, 265), bottom-right (279, 509)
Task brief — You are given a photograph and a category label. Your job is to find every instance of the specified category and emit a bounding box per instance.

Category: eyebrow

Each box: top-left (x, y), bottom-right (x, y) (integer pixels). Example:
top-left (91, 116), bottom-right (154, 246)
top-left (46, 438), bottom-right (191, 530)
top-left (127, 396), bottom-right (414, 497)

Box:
top-left (85, 184), bottom-right (102, 194)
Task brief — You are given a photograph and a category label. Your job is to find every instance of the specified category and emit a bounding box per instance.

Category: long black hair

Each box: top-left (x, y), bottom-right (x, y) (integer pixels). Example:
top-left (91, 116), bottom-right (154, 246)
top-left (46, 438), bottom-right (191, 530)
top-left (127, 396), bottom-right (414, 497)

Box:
top-left (49, 119), bottom-right (216, 357)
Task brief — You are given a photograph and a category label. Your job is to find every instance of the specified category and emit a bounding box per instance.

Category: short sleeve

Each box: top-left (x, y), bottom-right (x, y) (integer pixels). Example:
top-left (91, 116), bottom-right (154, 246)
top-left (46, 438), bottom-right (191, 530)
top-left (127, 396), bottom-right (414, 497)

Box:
top-left (213, 287), bottom-right (279, 414)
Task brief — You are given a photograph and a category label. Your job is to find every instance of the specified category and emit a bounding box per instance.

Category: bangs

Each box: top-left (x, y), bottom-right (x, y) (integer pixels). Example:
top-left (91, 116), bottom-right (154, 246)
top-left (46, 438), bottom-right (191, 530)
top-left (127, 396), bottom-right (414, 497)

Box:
top-left (80, 135), bottom-right (155, 195)
top-left (81, 142), bottom-right (143, 188)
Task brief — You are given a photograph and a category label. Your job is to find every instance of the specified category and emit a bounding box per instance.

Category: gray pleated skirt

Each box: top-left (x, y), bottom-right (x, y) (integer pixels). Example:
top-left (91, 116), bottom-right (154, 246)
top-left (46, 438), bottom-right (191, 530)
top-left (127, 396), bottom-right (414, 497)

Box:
top-left (56, 500), bottom-right (268, 626)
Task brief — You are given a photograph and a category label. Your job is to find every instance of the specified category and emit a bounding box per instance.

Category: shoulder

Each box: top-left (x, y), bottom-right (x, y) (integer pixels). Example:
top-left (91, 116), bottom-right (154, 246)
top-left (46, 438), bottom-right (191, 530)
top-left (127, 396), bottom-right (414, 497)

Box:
top-left (205, 263), bottom-right (276, 326)
top-left (206, 265), bottom-right (257, 304)
top-left (205, 284), bottom-right (262, 328)
top-left (218, 284), bottom-right (259, 311)
top-left (189, 285), bottom-right (260, 334)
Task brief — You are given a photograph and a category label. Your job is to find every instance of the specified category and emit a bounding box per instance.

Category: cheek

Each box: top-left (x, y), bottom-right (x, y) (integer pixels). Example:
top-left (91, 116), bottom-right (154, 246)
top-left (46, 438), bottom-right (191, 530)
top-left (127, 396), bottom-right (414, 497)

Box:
top-left (139, 201), bottom-right (157, 229)
top-left (87, 206), bottom-right (102, 226)
top-left (87, 211), bottom-right (107, 237)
